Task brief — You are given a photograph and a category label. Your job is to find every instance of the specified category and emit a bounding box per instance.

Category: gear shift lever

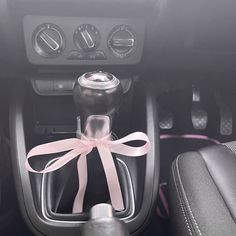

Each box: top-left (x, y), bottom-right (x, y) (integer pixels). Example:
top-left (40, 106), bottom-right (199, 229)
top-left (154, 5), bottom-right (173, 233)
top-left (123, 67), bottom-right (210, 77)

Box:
top-left (72, 71), bottom-right (124, 212)
top-left (73, 71), bottom-right (123, 132)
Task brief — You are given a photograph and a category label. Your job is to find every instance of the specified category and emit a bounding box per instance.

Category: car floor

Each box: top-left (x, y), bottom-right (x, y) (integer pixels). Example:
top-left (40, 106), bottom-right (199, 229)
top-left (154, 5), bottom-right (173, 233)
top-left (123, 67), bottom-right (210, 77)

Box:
top-left (143, 80), bottom-right (236, 235)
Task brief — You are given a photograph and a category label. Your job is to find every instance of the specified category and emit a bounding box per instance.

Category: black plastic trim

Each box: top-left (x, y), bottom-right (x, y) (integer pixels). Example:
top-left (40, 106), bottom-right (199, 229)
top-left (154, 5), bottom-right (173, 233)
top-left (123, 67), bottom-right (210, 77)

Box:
top-left (9, 83), bottom-right (160, 235)
top-left (129, 90), bottom-right (160, 234)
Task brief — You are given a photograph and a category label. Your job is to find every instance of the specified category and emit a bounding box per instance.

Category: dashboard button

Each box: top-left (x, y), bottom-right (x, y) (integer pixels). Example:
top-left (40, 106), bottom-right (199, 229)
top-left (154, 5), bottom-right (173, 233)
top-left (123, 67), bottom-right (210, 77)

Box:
top-left (53, 80), bottom-right (75, 91)
top-left (67, 51), bottom-right (88, 60)
top-left (94, 50), bottom-right (107, 60)
top-left (108, 25), bottom-right (137, 58)
top-left (74, 24), bottom-right (100, 52)
top-left (33, 23), bottom-right (65, 58)
top-left (34, 80), bottom-right (54, 91)
top-left (87, 51), bottom-right (106, 60)
top-left (87, 53), bottom-right (96, 60)
top-left (68, 50), bottom-right (106, 60)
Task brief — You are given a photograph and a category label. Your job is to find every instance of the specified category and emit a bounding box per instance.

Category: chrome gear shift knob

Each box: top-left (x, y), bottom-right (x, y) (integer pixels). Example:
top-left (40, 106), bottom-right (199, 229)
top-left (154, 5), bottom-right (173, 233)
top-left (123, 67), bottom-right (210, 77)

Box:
top-left (73, 71), bottom-right (123, 128)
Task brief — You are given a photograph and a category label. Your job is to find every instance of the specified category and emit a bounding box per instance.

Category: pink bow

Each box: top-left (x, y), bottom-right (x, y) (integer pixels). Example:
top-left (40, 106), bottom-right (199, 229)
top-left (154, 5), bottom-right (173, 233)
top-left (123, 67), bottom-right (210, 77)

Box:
top-left (25, 132), bottom-right (151, 213)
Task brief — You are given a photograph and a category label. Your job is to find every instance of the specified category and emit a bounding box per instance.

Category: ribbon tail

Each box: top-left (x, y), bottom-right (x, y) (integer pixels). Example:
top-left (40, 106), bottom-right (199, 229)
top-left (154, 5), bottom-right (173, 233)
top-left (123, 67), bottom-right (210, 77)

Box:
top-left (97, 145), bottom-right (124, 211)
top-left (72, 153), bottom-right (88, 213)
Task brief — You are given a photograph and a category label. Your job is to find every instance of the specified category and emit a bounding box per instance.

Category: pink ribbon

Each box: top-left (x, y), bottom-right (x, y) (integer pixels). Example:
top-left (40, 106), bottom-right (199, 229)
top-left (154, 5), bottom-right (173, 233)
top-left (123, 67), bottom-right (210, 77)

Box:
top-left (160, 134), bottom-right (220, 144)
top-left (25, 132), bottom-right (151, 213)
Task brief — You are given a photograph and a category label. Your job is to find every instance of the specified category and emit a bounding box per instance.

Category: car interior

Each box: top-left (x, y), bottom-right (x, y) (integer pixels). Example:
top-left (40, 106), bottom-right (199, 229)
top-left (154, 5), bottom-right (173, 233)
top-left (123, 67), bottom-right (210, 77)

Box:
top-left (1, 0), bottom-right (236, 235)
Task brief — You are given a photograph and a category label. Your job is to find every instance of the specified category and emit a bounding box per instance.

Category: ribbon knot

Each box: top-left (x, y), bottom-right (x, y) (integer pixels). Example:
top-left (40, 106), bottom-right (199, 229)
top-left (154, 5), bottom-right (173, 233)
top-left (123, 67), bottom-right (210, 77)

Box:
top-left (25, 132), bottom-right (151, 213)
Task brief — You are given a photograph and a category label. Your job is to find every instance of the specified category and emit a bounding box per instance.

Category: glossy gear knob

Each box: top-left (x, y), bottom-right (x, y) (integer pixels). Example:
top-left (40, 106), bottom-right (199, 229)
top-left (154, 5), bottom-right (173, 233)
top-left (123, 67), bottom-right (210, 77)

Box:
top-left (73, 71), bottom-right (123, 126)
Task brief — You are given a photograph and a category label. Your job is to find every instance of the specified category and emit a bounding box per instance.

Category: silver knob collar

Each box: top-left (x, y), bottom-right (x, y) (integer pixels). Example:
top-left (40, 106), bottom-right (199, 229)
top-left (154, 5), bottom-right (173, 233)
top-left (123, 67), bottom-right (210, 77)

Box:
top-left (78, 71), bottom-right (120, 90)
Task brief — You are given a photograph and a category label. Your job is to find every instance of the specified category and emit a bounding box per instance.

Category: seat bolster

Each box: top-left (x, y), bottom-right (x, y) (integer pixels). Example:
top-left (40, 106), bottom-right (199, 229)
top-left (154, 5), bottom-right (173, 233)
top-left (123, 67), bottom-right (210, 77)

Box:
top-left (200, 144), bottom-right (236, 221)
top-left (169, 147), bottom-right (236, 236)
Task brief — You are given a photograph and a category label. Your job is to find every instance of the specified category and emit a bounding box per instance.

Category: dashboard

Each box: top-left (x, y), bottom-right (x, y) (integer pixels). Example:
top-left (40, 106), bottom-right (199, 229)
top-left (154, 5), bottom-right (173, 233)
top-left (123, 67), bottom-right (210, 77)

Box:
top-left (1, 0), bottom-right (236, 76)
top-left (0, 0), bottom-right (158, 78)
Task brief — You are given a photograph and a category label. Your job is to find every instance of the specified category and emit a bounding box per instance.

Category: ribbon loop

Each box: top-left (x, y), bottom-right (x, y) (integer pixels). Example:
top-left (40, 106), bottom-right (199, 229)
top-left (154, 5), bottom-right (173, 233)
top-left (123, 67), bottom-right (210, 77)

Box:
top-left (25, 132), bottom-right (151, 213)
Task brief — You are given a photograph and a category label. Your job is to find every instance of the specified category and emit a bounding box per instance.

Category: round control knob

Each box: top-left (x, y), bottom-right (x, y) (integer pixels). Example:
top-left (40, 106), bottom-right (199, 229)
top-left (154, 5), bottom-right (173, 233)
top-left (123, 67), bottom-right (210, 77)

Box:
top-left (74, 24), bottom-right (100, 52)
top-left (33, 23), bottom-right (65, 58)
top-left (108, 25), bottom-right (137, 58)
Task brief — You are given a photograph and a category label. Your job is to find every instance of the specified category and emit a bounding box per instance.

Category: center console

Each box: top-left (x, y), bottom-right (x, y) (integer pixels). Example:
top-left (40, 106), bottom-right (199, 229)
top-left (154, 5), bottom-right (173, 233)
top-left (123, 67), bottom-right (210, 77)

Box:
top-left (7, 0), bottom-right (160, 235)
top-left (10, 75), bottom-right (159, 235)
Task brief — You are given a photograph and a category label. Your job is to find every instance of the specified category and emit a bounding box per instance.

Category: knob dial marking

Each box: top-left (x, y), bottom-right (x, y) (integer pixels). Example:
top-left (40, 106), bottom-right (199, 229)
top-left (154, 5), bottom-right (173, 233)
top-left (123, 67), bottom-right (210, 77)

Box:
top-left (108, 25), bottom-right (137, 58)
top-left (74, 24), bottom-right (100, 52)
top-left (33, 23), bottom-right (65, 58)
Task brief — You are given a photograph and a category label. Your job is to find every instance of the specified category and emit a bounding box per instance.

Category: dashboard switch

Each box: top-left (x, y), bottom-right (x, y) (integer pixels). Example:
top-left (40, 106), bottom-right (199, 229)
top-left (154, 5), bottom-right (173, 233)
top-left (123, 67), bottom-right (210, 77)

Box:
top-left (108, 25), bottom-right (137, 58)
top-left (94, 50), bottom-right (107, 60)
top-left (111, 38), bottom-right (135, 48)
top-left (68, 50), bottom-right (106, 60)
top-left (74, 24), bottom-right (100, 52)
top-left (87, 51), bottom-right (106, 60)
top-left (53, 80), bottom-right (75, 91)
top-left (67, 51), bottom-right (88, 60)
top-left (34, 80), bottom-right (54, 91)
top-left (33, 23), bottom-right (65, 58)
top-left (32, 79), bottom-right (75, 95)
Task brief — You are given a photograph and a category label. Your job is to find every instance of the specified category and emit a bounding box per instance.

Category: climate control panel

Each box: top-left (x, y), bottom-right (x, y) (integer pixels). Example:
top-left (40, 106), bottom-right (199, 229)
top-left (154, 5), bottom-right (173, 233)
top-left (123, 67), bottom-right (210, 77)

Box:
top-left (23, 16), bottom-right (145, 65)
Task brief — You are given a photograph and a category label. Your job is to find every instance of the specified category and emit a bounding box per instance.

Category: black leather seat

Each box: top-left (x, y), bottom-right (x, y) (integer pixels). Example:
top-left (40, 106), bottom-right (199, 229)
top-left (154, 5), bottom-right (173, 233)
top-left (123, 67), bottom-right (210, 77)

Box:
top-left (169, 142), bottom-right (236, 236)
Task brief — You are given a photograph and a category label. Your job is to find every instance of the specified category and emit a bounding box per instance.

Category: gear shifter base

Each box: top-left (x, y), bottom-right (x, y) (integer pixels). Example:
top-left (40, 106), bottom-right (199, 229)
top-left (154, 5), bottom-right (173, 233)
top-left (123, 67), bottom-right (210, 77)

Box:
top-left (44, 153), bottom-right (134, 217)
top-left (44, 116), bottom-right (132, 218)
top-left (82, 204), bottom-right (130, 236)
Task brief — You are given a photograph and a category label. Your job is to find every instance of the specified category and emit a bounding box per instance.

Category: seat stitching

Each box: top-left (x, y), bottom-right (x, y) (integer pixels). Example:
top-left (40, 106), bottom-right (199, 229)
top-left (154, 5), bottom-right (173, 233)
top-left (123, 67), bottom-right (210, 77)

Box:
top-left (172, 160), bottom-right (193, 236)
top-left (224, 142), bottom-right (236, 155)
top-left (176, 155), bottom-right (203, 236)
